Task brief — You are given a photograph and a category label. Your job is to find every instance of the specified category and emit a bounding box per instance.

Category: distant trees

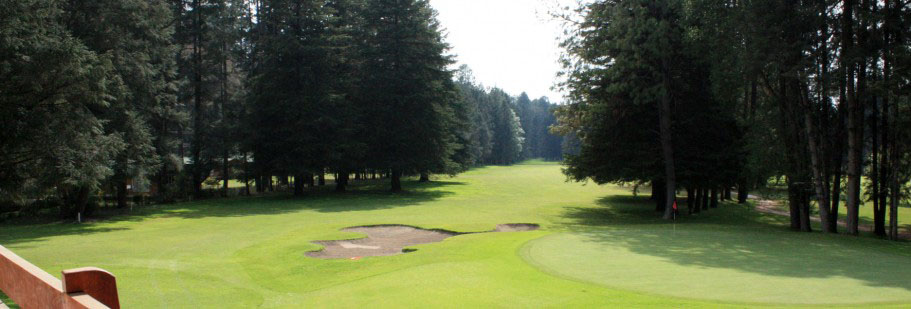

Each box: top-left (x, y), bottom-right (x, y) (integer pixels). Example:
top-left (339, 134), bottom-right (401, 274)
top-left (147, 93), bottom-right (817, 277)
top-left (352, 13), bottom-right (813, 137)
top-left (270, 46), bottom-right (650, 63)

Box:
top-left (454, 66), bottom-right (564, 166)
top-left (515, 94), bottom-right (563, 161)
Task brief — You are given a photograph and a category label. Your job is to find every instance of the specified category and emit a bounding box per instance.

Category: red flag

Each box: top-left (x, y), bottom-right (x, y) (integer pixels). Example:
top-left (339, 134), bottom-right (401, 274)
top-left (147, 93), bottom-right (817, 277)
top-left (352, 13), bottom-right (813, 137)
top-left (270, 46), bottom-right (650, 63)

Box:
top-left (672, 200), bottom-right (678, 210)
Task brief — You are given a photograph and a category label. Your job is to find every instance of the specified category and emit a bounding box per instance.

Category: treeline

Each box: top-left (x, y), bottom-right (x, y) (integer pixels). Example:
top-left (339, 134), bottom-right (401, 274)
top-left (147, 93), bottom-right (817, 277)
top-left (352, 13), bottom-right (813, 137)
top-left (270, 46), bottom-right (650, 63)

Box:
top-left (0, 0), bottom-right (562, 220)
top-left (455, 66), bottom-right (563, 165)
top-left (556, 0), bottom-right (911, 240)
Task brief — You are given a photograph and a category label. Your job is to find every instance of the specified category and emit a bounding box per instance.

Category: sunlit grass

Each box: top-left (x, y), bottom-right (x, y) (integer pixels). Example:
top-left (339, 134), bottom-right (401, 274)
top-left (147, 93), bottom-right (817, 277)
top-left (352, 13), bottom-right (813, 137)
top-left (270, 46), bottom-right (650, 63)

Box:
top-left (1, 162), bottom-right (909, 307)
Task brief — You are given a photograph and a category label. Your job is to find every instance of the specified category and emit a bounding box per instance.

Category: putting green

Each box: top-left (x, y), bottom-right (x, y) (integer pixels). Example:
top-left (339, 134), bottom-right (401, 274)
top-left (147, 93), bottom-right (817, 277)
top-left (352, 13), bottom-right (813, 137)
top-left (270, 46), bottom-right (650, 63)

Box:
top-left (521, 228), bottom-right (911, 305)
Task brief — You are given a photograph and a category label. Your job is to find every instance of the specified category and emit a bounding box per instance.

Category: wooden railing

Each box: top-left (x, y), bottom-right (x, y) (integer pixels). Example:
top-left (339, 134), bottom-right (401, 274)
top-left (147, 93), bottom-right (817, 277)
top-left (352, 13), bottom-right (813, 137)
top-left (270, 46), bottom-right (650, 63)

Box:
top-left (0, 245), bottom-right (119, 309)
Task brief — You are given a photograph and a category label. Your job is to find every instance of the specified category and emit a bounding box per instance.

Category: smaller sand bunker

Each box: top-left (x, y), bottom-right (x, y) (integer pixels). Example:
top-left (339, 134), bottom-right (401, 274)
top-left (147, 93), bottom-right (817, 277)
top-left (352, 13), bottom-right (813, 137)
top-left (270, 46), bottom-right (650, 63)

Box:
top-left (307, 223), bottom-right (539, 259)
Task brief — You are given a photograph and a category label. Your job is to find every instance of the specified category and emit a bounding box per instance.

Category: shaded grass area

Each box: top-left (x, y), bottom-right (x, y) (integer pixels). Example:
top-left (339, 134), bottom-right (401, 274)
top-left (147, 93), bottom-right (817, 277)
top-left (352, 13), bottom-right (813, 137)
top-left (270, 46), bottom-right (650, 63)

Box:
top-left (0, 163), bottom-right (909, 307)
top-left (524, 194), bottom-right (911, 305)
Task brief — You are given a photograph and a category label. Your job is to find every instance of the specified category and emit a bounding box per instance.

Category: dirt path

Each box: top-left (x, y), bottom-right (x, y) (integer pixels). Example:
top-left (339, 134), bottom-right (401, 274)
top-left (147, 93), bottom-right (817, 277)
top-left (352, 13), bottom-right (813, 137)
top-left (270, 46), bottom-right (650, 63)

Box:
top-left (753, 198), bottom-right (910, 240)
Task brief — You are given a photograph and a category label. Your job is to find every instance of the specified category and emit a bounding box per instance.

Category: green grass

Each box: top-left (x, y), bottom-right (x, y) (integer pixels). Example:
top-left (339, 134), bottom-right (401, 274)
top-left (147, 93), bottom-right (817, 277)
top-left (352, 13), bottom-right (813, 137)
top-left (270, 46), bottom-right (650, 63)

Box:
top-left (845, 201), bottom-right (911, 234)
top-left (1, 163), bottom-right (910, 307)
top-left (758, 186), bottom-right (911, 235)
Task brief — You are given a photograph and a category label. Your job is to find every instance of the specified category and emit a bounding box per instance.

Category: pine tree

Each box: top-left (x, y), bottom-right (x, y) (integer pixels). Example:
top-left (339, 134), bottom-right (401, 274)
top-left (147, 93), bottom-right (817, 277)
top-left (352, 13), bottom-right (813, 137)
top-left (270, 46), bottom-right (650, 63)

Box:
top-left (557, 0), bottom-right (727, 219)
top-left (1, 0), bottom-right (122, 218)
top-left (487, 89), bottom-right (524, 165)
top-left (65, 0), bottom-right (180, 208)
top-left (359, 0), bottom-right (458, 192)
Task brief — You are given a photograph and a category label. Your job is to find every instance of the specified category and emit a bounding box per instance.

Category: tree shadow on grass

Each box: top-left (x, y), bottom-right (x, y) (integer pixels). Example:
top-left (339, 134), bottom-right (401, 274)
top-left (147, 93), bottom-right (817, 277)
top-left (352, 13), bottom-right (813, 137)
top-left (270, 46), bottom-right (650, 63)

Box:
top-left (0, 180), bottom-right (461, 246)
top-left (559, 195), bottom-right (791, 229)
top-left (556, 194), bottom-right (911, 293)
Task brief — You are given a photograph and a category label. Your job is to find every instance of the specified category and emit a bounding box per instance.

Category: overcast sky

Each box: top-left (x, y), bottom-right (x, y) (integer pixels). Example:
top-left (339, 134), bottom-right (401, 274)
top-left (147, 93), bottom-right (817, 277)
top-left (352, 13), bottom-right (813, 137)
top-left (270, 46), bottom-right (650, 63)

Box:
top-left (429, 0), bottom-right (573, 103)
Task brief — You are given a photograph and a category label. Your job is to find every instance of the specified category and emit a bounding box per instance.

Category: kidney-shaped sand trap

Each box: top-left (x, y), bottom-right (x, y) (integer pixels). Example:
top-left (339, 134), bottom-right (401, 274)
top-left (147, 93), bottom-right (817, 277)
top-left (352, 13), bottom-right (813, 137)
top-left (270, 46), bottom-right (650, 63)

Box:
top-left (307, 224), bottom-right (539, 259)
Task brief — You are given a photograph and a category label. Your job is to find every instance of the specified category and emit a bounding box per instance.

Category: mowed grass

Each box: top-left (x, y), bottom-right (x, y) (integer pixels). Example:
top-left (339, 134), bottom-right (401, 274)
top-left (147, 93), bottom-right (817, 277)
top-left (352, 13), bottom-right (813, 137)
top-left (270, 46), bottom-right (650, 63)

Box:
top-left (760, 185), bottom-right (911, 235)
top-left (845, 202), bottom-right (911, 235)
top-left (1, 162), bottom-right (910, 308)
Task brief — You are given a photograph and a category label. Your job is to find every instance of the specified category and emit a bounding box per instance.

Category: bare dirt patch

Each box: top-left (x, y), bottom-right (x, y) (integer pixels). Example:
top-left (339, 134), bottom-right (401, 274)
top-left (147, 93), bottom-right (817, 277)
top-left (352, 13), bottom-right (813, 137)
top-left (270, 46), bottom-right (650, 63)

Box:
top-left (307, 223), bottom-right (540, 259)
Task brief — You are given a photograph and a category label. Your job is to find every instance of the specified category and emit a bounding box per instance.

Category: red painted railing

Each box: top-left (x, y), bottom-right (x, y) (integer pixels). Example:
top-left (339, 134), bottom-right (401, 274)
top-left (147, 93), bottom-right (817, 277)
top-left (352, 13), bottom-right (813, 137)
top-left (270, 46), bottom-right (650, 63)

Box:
top-left (0, 245), bottom-right (119, 309)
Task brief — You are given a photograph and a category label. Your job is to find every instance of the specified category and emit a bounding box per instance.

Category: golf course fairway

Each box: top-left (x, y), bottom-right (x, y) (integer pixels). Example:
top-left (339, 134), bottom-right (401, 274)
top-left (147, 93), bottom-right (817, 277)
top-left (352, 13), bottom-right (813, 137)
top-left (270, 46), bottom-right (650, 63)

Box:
top-left (1, 162), bottom-right (910, 308)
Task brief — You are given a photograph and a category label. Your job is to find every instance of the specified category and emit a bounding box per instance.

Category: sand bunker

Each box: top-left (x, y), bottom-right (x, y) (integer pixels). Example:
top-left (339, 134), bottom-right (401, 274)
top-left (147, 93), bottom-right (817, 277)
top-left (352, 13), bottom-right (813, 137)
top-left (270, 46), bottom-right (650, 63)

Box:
top-left (307, 223), bottom-right (539, 259)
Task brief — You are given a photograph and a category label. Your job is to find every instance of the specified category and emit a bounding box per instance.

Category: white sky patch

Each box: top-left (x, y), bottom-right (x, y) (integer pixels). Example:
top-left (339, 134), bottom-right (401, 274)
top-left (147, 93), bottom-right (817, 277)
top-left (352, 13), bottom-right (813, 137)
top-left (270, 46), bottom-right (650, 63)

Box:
top-left (430, 0), bottom-right (576, 103)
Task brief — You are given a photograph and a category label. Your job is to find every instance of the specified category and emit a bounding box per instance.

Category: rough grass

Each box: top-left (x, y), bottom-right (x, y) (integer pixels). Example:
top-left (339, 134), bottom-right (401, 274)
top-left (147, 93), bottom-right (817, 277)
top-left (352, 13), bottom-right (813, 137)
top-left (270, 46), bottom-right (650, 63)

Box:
top-left (1, 163), bottom-right (909, 307)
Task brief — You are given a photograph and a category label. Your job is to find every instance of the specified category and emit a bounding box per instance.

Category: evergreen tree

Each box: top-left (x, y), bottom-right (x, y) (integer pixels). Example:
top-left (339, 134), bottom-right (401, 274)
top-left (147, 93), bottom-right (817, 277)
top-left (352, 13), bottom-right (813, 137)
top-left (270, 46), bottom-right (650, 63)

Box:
top-left (515, 93), bottom-right (564, 161)
top-left (359, 0), bottom-right (458, 191)
top-left (558, 0), bottom-right (692, 219)
top-left (0, 0), bottom-right (123, 216)
top-left (486, 88), bottom-right (524, 165)
top-left (65, 0), bottom-right (180, 208)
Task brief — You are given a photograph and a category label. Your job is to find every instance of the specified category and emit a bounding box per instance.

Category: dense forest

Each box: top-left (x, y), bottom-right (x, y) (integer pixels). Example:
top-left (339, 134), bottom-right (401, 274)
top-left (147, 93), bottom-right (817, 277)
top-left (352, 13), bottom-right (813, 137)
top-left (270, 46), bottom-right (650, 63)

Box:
top-left (0, 0), bottom-right (562, 220)
top-left (555, 0), bottom-right (911, 240)
top-left (4, 0), bottom-right (909, 242)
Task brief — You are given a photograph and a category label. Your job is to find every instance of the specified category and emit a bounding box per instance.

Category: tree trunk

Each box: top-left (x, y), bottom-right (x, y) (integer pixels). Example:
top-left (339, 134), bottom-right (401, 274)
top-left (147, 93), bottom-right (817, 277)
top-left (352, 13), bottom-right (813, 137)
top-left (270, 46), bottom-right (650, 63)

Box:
top-left (887, 85), bottom-right (900, 240)
top-left (335, 171), bottom-right (349, 192)
top-left (879, 99), bottom-right (890, 237)
top-left (653, 179), bottom-right (666, 212)
top-left (701, 188), bottom-right (709, 211)
top-left (686, 187), bottom-right (694, 214)
top-left (242, 153), bottom-right (250, 196)
top-left (191, 0), bottom-right (204, 199)
top-left (74, 186), bottom-right (91, 222)
top-left (293, 174), bottom-right (304, 196)
top-left (842, 0), bottom-right (862, 236)
top-left (803, 97), bottom-right (833, 232)
top-left (786, 177), bottom-right (801, 231)
top-left (116, 180), bottom-right (128, 209)
top-left (723, 187), bottom-right (732, 201)
top-left (829, 172), bottom-right (842, 232)
top-left (737, 181), bottom-right (749, 204)
top-left (306, 173), bottom-right (315, 187)
top-left (872, 97), bottom-right (885, 237)
top-left (828, 106), bottom-right (846, 233)
top-left (889, 181), bottom-right (899, 240)
top-left (658, 88), bottom-right (677, 220)
top-left (799, 188), bottom-right (812, 232)
top-left (693, 187), bottom-right (702, 214)
top-left (710, 188), bottom-right (718, 208)
top-left (157, 159), bottom-right (169, 201)
top-left (650, 180), bottom-right (657, 201)
top-left (318, 172), bottom-right (325, 186)
top-left (390, 169), bottom-right (402, 192)
top-left (222, 155), bottom-right (229, 197)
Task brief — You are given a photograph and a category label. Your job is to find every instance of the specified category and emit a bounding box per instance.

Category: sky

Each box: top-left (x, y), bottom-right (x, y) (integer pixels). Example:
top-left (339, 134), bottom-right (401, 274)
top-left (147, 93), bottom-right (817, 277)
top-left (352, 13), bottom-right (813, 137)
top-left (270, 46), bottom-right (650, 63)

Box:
top-left (429, 0), bottom-right (574, 103)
